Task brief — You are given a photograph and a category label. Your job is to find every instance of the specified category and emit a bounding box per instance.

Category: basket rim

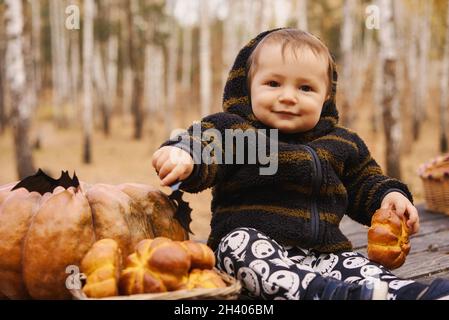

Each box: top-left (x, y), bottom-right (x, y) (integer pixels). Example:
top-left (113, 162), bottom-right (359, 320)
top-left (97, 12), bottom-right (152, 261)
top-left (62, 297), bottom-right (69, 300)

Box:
top-left (418, 153), bottom-right (449, 180)
top-left (70, 268), bottom-right (241, 300)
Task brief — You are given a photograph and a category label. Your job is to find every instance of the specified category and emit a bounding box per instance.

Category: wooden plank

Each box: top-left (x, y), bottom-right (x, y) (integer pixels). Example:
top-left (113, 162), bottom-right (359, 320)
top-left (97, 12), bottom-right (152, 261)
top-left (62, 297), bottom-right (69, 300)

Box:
top-left (415, 271), bottom-right (449, 285)
top-left (406, 229), bottom-right (449, 254)
top-left (393, 251), bottom-right (449, 279)
top-left (350, 244), bottom-right (449, 280)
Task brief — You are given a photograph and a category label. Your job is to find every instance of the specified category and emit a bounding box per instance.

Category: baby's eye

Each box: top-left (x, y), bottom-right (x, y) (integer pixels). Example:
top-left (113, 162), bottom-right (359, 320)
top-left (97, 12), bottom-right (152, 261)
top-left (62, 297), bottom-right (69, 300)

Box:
top-left (299, 85), bottom-right (313, 92)
top-left (266, 81), bottom-right (280, 87)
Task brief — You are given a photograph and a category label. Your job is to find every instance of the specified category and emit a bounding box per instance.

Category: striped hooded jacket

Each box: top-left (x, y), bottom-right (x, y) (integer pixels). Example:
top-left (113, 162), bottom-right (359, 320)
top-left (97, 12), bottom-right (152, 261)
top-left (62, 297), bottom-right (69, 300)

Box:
top-left (162, 29), bottom-right (413, 253)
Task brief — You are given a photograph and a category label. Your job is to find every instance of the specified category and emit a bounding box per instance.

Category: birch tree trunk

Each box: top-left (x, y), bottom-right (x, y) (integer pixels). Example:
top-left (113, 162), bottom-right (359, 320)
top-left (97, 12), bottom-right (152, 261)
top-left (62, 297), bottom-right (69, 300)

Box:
top-left (70, 19), bottom-right (80, 115)
top-left (297, 0), bottom-right (308, 31)
top-left (372, 42), bottom-right (383, 134)
top-left (340, 0), bottom-right (356, 127)
top-left (260, 0), bottom-right (271, 31)
top-left (181, 25), bottom-right (192, 92)
top-left (82, 0), bottom-right (94, 163)
top-left (439, 1), bottom-right (449, 153)
top-left (128, 0), bottom-right (144, 139)
top-left (29, 0), bottom-right (41, 92)
top-left (222, 0), bottom-right (239, 88)
top-left (393, 0), bottom-right (412, 154)
top-left (379, 0), bottom-right (401, 179)
top-left (93, 44), bottom-right (110, 136)
top-left (106, 35), bottom-right (118, 118)
top-left (414, 2), bottom-right (431, 140)
top-left (166, 5), bottom-right (179, 137)
top-left (5, 0), bottom-right (36, 178)
top-left (199, 0), bottom-right (212, 117)
top-left (0, 38), bottom-right (5, 134)
top-left (50, 0), bottom-right (69, 127)
top-left (407, 10), bottom-right (419, 141)
top-left (120, 9), bottom-right (133, 118)
top-left (146, 44), bottom-right (165, 116)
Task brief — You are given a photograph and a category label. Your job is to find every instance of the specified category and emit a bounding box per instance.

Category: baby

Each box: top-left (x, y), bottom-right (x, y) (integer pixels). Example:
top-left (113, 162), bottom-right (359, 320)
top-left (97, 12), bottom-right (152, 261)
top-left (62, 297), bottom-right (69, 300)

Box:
top-left (152, 28), bottom-right (449, 300)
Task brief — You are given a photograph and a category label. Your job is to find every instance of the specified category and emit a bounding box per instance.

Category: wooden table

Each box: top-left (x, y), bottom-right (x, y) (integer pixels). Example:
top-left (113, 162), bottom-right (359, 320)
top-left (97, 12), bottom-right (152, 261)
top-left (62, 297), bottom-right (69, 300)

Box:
top-left (340, 204), bottom-right (449, 284)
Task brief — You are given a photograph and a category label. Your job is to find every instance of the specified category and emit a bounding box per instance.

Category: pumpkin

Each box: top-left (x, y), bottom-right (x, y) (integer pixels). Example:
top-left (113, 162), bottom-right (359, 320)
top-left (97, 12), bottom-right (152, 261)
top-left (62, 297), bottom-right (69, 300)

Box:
top-left (0, 169), bottom-right (188, 299)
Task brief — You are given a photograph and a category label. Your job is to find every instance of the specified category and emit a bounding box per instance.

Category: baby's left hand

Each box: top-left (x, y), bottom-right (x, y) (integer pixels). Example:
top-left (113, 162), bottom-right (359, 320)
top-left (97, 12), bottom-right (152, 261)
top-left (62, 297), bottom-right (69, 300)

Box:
top-left (381, 192), bottom-right (420, 235)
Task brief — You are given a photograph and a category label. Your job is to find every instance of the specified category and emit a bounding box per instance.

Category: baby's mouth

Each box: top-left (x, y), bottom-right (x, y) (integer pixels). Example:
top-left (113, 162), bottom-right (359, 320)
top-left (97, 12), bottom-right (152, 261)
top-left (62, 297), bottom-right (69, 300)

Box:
top-left (274, 111), bottom-right (300, 117)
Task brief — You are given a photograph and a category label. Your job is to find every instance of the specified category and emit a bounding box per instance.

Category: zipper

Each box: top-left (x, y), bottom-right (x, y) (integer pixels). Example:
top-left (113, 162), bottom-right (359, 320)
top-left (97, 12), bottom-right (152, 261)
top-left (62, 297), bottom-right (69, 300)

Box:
top-left (303, 145), bottom-right (322, 245)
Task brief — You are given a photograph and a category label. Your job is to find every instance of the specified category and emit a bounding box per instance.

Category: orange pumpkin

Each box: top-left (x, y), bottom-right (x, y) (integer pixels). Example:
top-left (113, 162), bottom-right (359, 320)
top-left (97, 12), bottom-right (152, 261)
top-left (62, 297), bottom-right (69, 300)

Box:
top-left (0, 170), bottom-right (187, 299)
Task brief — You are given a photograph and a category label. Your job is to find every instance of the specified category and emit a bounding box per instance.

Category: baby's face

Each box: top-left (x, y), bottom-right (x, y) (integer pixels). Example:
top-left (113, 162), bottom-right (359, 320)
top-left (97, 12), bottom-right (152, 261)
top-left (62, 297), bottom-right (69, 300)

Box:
top-left (250, 43), bottom-right (329, 134)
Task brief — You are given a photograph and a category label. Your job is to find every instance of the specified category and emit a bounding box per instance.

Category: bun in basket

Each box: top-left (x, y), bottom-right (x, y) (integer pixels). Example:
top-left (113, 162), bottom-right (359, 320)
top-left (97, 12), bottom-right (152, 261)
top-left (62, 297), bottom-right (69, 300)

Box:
top-left (184, 269), bottom-right (227, 289)
top-left (81, 239), bottom-right (122, 298)
top-left (367, 208), bottom-right (411, 269)
top-left (119, 238), bottom-right (191, 295)
top-left (180, 240), bottom-right (216, 270)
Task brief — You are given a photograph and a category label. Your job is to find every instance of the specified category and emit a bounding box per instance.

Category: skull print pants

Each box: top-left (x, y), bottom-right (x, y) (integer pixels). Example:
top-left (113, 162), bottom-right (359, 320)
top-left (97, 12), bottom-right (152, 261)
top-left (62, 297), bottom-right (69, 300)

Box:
top-left (215, 227), bottom-right (427, 300)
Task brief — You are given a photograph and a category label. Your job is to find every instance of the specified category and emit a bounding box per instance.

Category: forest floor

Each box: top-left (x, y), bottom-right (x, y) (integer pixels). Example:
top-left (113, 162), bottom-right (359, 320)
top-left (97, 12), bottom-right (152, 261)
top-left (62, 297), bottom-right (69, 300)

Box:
top-left (0, 90), bottom-right (445, 241)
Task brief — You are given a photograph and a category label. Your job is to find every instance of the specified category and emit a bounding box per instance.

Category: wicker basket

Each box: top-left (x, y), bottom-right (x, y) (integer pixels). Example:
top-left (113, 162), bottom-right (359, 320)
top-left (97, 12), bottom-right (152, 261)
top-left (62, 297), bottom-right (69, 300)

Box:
top-left (418, 154), bottom-right (449, 215)
top-left (70, 268), bottom-right (241, 300)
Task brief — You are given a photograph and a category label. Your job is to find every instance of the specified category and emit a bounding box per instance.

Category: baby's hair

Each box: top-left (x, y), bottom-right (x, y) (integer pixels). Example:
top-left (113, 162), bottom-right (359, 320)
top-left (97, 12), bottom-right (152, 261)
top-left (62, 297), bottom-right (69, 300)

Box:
top-left (247, 29), bottom-right (336, 98)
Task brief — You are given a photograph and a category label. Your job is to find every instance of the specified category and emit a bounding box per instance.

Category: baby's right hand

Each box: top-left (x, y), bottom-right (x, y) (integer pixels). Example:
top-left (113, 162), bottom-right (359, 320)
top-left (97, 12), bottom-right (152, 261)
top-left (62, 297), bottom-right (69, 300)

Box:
top-left (151, 146), bottom-right (194, 186)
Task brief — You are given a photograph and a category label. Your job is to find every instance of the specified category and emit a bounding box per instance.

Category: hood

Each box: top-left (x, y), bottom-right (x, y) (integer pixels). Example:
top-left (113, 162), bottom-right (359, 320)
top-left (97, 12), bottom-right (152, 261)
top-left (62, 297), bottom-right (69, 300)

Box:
top-left (222, 28), bottom-right (339, 143)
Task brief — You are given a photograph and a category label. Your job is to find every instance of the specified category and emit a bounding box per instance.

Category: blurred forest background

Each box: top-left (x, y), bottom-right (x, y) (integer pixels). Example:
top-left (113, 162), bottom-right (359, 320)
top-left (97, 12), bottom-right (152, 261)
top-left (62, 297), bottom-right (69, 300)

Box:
top-left (1, 0), bottom-right (449, 239)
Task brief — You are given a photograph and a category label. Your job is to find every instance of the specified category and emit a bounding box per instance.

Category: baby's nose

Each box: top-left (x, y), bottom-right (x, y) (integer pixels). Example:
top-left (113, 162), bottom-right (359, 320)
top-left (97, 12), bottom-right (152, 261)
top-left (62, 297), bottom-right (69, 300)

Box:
top-left (278, 88), bottom-right (298, 105)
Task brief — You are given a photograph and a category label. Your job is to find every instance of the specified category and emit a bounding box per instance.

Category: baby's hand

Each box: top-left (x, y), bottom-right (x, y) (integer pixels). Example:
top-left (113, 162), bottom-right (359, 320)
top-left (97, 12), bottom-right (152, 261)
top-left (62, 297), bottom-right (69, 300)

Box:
top-left (151, 146), bottom-right (194, 186)
top-left (381, 192), bottom-right (420, 235)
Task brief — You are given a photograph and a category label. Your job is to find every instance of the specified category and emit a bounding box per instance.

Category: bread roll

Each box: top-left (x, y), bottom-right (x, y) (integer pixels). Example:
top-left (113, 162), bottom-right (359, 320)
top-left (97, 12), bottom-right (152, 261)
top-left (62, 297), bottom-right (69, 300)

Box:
top-left (81, 239), bottom-right (121, 298)
top-left (367, 208), bottom-right (411, 269)
top-left (180, 240), bottom-right (216, 270)
top-left (119, 237), bottom-right (191, 295)
top-left (184, 269), bottom-right (227, 290)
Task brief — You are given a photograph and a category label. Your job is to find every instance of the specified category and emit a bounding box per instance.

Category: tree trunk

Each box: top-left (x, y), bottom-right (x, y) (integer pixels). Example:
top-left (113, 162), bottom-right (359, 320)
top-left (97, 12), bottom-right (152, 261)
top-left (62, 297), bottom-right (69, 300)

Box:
top-left (70, 17), bottom-right (80, 115)
top-left (0, 43), bottom-right (5, 134)
top-left (407, 11), bottom-right (419, 141)
top-left (394, 0), bottom-right (412, 154)
top-left (379, 0), bottom-right (401, 179)
top-left (413, 2), bottom-right (431, 140)
top-left (296, 0), bottom-right (308, 31)
top-left (93, 44), bottom-right (110, 136)
top-left (199, 0), bottom-right (212, 117)
top-left (260, 0), bottom-right (271, 31)
top-left (120, 8), bottom-right (132, 118)
top-left (222, 0), bottom-right (239, 88)
top-left (274, 0), bottom-right (291, 28)
top-left (340, 0), bottom-right (355, 128)
top-left (147, 44), bottom-right (165, 116)
top-left (166, 14), bottom-right (179, 138)
top-left (5, 0), bottom-right (36, 178)
top-left (29, 0), bottom-right (42, 92)
top-left (50, 0), bottom-right (69, 127)
top-left (106, 35), bottom-right (118, 117)
top-left (127, 0), bottom-right (144, 140)
top-left (82, 0), bottom-right (94, 164)
top-left (440, 0), bottom-right (449, 153)
top-left (128, 0), bottom-right (144, 139)
top-left (418, 1), bottom-right (431, 122)
top-left (181, 25), bottom-right (192, 92)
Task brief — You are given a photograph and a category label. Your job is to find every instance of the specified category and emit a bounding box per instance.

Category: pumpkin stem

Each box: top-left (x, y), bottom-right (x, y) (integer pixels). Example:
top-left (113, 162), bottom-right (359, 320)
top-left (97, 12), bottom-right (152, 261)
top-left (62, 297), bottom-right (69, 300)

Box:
top-left (12, 169), bottom-right (80, 195)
